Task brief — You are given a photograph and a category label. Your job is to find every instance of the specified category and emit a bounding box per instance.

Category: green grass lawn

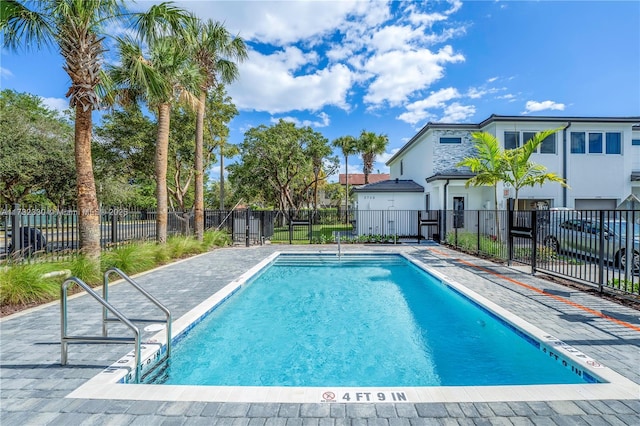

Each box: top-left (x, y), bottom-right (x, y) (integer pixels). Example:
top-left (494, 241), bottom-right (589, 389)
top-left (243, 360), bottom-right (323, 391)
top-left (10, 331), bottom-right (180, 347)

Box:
top-left (271, 224), bottom-right (353, 243)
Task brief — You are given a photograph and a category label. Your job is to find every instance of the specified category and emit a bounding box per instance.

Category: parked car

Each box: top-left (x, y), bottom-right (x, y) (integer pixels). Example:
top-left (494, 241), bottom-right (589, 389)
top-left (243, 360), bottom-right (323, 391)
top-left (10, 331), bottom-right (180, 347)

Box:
top-left (543, 217), bottom-right (639, 272)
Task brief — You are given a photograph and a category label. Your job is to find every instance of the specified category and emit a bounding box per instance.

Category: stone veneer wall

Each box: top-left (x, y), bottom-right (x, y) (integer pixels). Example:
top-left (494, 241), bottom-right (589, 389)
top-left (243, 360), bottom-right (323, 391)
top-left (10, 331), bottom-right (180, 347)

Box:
top-left (432, 129), bottom-right (476, 174)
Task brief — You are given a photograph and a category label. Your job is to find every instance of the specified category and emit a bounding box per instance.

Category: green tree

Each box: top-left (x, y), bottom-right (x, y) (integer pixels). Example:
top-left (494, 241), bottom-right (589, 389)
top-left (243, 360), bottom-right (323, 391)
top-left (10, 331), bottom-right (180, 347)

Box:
top-left (0, 89), bottom-right (75, 206)
top-left (183, 18), bottom-right (248, 241)
top-left (332, 135), bottom-right (358, 222)
top-left (228, 120), bottom-right (333, 216)
top-left (503, 129), bottom-right (568, 210)
top-left (307, 131), bottom-right (338, 211)
top-left (204, 85), bottom-right (239, 210)
top-left (357, 130), bottom-right (389, 184)
top-left (1, 0), bottom-right (191, 259)
top-left (93, 107), bottom-right (157, 207)
top-left (457, 131), bottom-right (507, 238)
top-left (107, 34), bottom-right (202, 243)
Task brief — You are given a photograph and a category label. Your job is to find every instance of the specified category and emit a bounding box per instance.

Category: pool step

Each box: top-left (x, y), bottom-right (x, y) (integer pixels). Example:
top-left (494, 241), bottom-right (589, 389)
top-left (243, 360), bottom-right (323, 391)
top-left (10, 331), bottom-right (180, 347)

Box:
top-left (274, 254), bottom-right (407, 267)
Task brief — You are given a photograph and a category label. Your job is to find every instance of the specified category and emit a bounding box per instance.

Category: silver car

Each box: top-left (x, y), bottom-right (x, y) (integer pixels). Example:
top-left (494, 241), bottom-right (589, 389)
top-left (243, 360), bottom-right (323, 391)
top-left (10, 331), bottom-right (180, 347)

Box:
top-left (543, 217), bottom-right (640, 272)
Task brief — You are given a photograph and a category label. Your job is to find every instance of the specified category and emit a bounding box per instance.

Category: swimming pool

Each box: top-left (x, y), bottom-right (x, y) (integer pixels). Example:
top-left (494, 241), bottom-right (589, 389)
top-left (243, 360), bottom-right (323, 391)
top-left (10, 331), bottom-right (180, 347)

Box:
top-left (70, 251), bottom-right (639, 403)
top-left (149, 254), bottom-right (587, 387)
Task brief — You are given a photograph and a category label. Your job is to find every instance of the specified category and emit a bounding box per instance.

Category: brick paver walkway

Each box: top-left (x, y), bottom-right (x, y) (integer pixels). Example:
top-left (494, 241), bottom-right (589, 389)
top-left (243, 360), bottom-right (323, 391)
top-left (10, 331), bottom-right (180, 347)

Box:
top-left (1, 244), bottom-right (639, 424)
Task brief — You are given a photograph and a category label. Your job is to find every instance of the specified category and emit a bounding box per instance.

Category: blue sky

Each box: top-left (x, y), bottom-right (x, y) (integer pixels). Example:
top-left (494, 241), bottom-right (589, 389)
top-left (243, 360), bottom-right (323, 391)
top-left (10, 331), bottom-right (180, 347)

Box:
top-left (1, 0), bottom-right (639, 181)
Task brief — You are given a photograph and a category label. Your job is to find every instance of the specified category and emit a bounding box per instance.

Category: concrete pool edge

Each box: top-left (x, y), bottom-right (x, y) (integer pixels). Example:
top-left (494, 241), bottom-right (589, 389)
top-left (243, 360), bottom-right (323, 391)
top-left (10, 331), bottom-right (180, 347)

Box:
top-left (66, 250), bottom-right (640, 403)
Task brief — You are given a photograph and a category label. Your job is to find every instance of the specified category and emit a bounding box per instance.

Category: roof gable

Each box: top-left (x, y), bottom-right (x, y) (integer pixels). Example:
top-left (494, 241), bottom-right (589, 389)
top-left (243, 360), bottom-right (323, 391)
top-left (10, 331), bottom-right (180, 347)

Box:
top-left (352, 179), bottom-right (424, 193)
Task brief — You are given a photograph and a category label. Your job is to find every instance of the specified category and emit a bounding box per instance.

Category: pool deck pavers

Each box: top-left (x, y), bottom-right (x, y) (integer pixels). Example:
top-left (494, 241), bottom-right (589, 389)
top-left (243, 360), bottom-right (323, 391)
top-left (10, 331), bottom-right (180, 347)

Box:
top-left (1, 244), bottom-right (639, 425)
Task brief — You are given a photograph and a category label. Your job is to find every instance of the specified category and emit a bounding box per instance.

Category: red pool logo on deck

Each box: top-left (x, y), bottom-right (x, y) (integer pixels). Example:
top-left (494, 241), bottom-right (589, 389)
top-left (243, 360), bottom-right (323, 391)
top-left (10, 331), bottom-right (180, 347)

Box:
top-left (322, 391), bottom-right (336, 401)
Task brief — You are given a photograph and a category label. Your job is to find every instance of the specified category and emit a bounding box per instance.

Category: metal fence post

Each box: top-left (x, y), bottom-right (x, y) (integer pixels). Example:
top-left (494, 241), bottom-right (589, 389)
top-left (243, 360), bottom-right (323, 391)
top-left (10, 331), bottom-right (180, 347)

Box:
top-left (531, 210), bottom-right (537, 275)
top-left (477, 210), bottom-right (481, 255)
top-left (11, 203), bottom-right (22, 254)
top-left (245, 209), bottom-right (250, 247)
top-left (597, 210), bottom-right (605, 293)
top-left (111, 207), bottom-right (117, 245)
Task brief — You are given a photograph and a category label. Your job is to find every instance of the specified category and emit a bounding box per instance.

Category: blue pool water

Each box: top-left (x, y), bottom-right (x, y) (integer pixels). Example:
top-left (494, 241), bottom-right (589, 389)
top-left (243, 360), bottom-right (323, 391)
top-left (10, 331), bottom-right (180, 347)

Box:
top-left (150, 254), bottom-right (588, 387)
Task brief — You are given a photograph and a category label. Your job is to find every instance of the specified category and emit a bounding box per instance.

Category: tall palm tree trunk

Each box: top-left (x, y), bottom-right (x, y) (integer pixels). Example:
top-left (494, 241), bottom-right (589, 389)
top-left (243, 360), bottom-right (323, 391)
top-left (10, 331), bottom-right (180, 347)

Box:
top-left (194, 91), bottom-right (206, 241)
top-left (344, 156), bottom-right (349, 224)
top-left (75, 107), bottom-right (101, 259)
top-left (155, 103), bottom-right (171, 243)
top-left (219, 147), bottom-right (225, 210)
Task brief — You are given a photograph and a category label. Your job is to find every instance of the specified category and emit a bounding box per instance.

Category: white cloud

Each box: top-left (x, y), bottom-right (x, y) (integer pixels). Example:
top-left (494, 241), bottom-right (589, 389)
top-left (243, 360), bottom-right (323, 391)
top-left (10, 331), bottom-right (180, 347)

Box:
top-left (396, 87), bottom-right (460, 124)
top-left (41, 97), bottom-right (70, 112)
top-left (524, 100), bottom-right (566, 113)
top-left (229, 48), bottom-right (354, 113)
top-left (377, 148), bottom-right (400, 165)
top-left (142, 0), bottom-right (469, 121)
top-left (0, 67), bottom-right (13, 78)
top-left (362, 45), bottom-right (465, 106)
top-left (368, 25), bottom-right (427, 53)
top-left (406, 0), bottom-right (461, 26)
top-left (440, 102), bottom-right (475, 122)
top-left (498, 93), bottom-right (517, 102)
top-left (172, 0), bottom-right (365, 45)
top-left (271, 112), bottom-right (330, 128)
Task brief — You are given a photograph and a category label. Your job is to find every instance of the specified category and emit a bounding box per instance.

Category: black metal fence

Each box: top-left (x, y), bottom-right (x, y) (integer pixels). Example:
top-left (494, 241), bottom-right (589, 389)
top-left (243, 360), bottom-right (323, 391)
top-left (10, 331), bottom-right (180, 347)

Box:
top-left (441, 208), bottom-right (640, 297)
top-left (2, 203), bottom-right (638, 297)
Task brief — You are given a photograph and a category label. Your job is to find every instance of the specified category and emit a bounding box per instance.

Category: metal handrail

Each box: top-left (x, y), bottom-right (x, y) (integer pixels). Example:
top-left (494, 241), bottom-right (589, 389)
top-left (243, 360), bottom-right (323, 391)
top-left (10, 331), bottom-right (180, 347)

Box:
top-left (102, 267), bottom-right (172, 359)
top-left (61, 277), bottom-right (142, 383)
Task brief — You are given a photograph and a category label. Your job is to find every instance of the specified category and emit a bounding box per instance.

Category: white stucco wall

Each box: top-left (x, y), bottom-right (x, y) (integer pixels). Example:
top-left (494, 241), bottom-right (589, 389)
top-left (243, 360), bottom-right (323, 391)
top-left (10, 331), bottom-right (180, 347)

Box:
top-left (387, 118), bottom-right (639, 211)
top-left (353, 192), bottom-right (422, 236)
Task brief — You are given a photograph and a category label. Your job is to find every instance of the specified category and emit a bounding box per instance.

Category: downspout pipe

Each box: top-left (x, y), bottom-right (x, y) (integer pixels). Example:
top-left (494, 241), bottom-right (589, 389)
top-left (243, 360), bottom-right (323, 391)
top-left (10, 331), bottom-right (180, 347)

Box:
top-left (443, 179), bottom-right (450, 240)
top-left (562, 121), bottom-right (571, 207)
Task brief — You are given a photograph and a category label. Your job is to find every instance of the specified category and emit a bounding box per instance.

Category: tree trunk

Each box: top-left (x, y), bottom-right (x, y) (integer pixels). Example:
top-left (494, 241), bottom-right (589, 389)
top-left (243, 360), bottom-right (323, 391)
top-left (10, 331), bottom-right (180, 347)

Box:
top-left (155, 103), bottom-right (171, 244)
top-left (219, 144), bottom-right (225, 210)
top-left (74, 106), bottom-right (101, 260)
top-left (344, 156), bottom-right (349, 224)
top-left (493, 185), bottom-right (501, 243)
top-left (194, 91), bottom-right (206, 241)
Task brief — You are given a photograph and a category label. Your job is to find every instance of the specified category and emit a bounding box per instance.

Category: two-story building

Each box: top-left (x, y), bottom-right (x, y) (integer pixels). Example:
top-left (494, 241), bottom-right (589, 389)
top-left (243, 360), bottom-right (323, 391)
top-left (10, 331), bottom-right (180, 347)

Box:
top-left (354, 115), bottom-right (640, 214)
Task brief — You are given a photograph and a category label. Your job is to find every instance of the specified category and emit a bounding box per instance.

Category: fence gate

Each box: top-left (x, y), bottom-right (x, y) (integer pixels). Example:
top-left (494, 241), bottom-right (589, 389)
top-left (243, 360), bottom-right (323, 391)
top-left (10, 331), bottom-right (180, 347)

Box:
top-left (507, 208), bottom-right (538, 273)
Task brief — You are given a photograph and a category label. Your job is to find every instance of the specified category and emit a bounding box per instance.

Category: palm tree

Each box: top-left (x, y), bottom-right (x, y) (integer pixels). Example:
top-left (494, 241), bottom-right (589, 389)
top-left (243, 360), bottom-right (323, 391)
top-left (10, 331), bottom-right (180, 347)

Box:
top-left (183, 18), bottom-right (247, 241)
top-left (357, 130), bottom-right (389, 184)
top-left (457, 132), bottom-right (508, 239)
top-left (332, 135), bottom-right (358, 223)
top-left (107, 35), bottom-right (202, 243)
top-left (503, 128), bottom-right (568, 210)
top-left (1, 0), bottom-right (191, 259)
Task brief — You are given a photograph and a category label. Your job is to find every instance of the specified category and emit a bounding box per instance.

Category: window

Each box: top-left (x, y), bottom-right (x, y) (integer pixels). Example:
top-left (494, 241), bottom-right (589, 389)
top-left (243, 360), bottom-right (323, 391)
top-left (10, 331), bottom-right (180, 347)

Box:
top-left (540, 133), bottom-right (556, 154)
top-left (632, 139), bottom-right (640, 146)
top-left (504, 131), bottom-right (519, 150)
top-left (440, 137), bottom-right (462, 144)
top-left (588, 133), bottom-right (602, 153)
top-left (400, 160), bottom-right (403, 176)
top-left (521, 131), bottom-right (555, 154)
top-left (606, 132), bottom-right (621, 154)
top-left (572, 131), bottom-right (621, 155)
top-left (571, 132), bottom-right (585, 153)
top-left (523, 132), bottom-right (536, 146)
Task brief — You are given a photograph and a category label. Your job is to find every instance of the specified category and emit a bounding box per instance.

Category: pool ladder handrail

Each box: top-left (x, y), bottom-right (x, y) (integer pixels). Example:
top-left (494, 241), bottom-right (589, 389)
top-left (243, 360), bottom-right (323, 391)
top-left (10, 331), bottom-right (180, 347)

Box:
top-left (60, 269), bottom-right (172, 384)
top-left (102, 267), bottom-right (172, 356)
top-left (61, 276), bottom-right (143, 383)
top-left (103, 268), bottom-right (172, 377)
